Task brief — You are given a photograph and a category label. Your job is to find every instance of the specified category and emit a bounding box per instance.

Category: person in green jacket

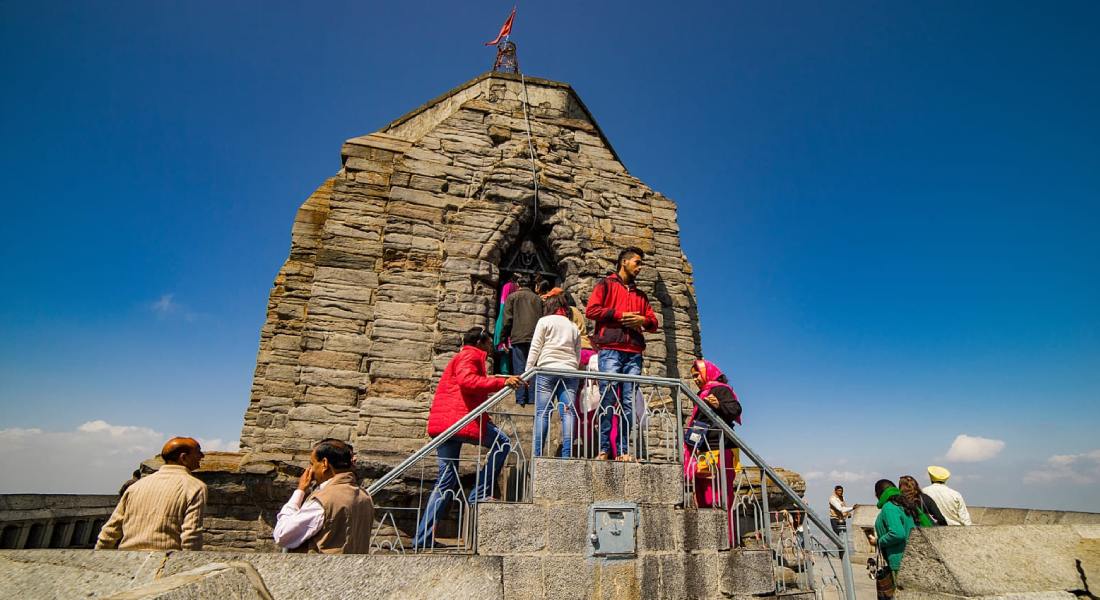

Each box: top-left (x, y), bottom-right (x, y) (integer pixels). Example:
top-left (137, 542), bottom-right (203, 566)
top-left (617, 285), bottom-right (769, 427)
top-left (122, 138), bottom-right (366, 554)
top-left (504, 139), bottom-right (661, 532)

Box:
top-left (873, 478), bottom-right (926, 572)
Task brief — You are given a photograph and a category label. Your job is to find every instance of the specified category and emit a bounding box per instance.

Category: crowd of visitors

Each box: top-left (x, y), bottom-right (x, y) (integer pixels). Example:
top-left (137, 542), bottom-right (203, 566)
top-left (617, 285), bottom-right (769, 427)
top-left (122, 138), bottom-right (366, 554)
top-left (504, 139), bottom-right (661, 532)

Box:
top-left (94, 245), bottom-right (747, 555)
top-left (869, 466), bottom-right (972, 598)
top-left (94, 242), bottom-right (972, 586)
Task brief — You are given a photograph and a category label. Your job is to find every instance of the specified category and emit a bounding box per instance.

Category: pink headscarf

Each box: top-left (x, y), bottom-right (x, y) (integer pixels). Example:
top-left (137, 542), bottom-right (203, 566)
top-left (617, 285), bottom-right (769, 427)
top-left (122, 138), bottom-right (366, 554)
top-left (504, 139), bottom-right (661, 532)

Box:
top-left (691, 359), bottom-right (740, 425)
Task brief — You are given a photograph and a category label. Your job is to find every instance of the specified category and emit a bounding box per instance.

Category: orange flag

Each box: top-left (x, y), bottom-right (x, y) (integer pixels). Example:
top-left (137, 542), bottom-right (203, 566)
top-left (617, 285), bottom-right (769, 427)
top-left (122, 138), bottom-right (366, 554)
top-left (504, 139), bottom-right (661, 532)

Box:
top-left (485, 6), bottom-right (516, 46)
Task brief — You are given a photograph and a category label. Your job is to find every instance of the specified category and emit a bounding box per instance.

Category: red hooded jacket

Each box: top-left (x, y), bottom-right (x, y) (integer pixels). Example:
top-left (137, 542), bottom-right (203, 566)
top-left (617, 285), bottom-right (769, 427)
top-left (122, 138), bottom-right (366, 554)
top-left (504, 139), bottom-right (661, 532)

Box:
top-left (426, 345), bottom-right (508, 441)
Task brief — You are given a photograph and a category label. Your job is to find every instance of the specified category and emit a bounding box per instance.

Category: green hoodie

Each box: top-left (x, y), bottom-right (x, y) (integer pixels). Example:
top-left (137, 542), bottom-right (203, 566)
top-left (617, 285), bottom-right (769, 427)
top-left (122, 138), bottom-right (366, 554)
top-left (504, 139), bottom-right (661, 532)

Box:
top-left (875, 487), bottom-right (916, 572)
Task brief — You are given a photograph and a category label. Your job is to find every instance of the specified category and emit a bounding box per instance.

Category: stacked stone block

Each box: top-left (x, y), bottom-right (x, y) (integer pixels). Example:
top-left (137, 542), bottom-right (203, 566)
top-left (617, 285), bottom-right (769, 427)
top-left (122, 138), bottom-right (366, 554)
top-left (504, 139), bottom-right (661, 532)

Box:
top-left (476, 458), bottom-right (775, 599)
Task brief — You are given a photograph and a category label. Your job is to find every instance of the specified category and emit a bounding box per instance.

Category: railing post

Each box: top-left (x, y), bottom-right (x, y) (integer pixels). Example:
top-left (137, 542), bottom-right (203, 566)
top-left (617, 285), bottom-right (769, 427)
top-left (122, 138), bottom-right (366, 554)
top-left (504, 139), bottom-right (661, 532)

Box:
top-left (840, 524), bottom-right (857, 600)
top-left (760, 473), bottom-right (772, 551)
top-left (672, 385), bottom-right (685, 505)
top-left (803, 526), bottom-right (815, 592)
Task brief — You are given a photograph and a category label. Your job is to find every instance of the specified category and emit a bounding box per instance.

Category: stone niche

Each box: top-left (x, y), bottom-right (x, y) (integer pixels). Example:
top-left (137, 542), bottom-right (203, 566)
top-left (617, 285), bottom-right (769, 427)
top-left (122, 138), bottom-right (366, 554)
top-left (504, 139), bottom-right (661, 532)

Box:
top-left (238, 72), bottom-right (703, 468)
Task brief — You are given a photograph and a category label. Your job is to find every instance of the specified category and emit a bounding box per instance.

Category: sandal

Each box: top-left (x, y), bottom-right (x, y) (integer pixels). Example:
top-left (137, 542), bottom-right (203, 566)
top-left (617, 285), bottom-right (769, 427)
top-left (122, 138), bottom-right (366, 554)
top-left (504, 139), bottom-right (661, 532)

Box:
top-left (615, 454), bottom-right (635, 462)
top-left (596, 452), bottom-right (609, 461)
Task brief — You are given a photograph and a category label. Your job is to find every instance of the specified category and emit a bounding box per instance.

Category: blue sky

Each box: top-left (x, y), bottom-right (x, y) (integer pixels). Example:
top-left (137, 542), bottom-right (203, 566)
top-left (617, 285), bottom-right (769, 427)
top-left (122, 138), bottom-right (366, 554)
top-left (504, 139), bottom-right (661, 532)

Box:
top-left (2, 2), bottom-right (1098, 511)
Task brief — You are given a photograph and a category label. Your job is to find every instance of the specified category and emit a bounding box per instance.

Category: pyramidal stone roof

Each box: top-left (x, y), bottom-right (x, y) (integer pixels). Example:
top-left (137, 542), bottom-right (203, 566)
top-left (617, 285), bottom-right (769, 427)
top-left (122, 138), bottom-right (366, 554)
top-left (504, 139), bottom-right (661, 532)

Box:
top-left (240, 71), bottom-right (703, 463)
top-left (373, 72), bottom-right (622, 163)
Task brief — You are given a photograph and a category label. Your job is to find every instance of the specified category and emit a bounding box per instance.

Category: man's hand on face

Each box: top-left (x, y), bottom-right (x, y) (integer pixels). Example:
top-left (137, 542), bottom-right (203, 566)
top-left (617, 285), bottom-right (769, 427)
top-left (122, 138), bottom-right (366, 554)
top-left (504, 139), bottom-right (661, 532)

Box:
top-left (297, 465), bottom-right (314, 492)
top-left (504, 376), bottom-right (525, 389)
top-left (621, 312), bottom-right (646, 330)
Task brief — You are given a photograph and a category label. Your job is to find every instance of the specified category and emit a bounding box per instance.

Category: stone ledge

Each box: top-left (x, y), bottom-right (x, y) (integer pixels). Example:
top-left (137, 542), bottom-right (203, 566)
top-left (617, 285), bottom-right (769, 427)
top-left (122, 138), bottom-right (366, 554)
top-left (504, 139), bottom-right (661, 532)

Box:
top-left (161, 551), bottom-right (503, 599)
top-left (897, 525), bottom-right (1100, 598)
top-left (502, 549), bottom-right (772, 600)
top-left (0, 550), bottom-right (504, 600)
top-left (103, 562), bottom-right (273, 600)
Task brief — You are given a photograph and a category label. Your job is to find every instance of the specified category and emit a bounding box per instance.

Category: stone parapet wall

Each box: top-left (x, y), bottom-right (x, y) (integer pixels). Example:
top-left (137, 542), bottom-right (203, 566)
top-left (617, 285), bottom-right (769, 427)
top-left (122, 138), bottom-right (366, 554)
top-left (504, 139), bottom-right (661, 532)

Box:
top-left (0, 550), bottom-right (504, 599)
top-left (896, 525), bottom-right (1100, 599)
top-left (0, 494), bottom-right (118, 550)
top-left (848, 503), bottom-right (1100, 556)
top-left (240, 72), bottom-right (702, 464)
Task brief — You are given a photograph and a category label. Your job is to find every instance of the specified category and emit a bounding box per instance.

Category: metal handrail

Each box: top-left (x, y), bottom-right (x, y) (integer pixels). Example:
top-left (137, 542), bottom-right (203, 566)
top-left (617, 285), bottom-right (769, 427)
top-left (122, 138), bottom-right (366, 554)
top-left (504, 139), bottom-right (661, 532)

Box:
top-left (365, 369), bottom-right (536, 497)
top-left (363, 367), bottom-right (855, 600)
top-left (365, 367), bottom-right (682, 496)
top-left (674, 382), bottom-right (857, 600)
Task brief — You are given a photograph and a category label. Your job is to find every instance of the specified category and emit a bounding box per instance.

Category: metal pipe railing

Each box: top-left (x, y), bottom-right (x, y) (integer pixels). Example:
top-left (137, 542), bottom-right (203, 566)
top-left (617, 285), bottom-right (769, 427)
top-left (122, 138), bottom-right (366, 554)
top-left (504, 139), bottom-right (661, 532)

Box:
top-left (364, 367), bottom-right (855, 600)
top-left (365, 370), bottom-right (538, 496)
top-left (674, 382), bottom-right (857, 600)
top-left (366, 368), bottom-right (682, 496)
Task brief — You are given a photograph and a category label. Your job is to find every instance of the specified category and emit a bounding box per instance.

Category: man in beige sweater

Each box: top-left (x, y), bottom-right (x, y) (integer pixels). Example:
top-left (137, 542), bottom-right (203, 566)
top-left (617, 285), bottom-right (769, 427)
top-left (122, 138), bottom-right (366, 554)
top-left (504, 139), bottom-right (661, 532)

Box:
top-left (96, 437), bottom-right (207, 551)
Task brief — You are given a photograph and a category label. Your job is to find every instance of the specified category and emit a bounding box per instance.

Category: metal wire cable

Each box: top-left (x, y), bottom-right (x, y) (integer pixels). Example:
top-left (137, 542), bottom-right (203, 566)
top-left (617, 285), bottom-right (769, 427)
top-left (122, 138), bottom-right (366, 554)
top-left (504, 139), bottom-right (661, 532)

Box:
top-left (518, 69), bottom-right (540, 233)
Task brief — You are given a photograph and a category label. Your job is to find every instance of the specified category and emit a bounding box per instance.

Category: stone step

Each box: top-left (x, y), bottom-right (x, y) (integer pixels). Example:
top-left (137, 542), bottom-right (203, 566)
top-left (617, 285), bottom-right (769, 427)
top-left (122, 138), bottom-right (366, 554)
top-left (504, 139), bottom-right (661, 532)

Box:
top-left (500, 549), bottom-right (776, 599)
top-left (530, 457), bottom-right (683, 506)
top-left (719, 549), bottom-right (776, 597)
top-left (476, 502), bottom-right (730, 556)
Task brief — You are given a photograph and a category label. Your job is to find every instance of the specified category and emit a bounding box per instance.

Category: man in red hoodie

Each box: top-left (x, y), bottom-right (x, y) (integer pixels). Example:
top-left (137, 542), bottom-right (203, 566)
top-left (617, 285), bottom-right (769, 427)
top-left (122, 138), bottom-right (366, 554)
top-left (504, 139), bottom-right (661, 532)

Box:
top-left (585, 247), bottom-right (659, 461)
top-left (413, 327), bottom-right (523, 549)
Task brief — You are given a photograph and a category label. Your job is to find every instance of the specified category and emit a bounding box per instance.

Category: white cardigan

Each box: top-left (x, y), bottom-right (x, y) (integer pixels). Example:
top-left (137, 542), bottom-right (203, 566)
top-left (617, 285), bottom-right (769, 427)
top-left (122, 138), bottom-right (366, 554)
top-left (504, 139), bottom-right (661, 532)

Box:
top-left (526, 315), bottom-right (581, 371)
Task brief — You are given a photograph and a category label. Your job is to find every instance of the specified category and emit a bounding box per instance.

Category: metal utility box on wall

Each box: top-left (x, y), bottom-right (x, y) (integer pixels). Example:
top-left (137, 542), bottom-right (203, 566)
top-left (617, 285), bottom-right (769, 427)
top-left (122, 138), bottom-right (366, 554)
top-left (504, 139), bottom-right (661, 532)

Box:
top-left (587, 502), bottom-right (638, 558)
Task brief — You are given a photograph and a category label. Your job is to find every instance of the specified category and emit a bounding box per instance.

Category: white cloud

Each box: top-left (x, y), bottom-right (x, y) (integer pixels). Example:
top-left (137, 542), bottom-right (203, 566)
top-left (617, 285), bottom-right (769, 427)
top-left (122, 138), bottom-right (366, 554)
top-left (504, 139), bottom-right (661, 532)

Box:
top-left (804, 469), bottom-right (880, 484)
top-left (199, 438), bottom-right (240, 452)
top-left (1023, 449), bottom-right (1100, 485)
top-left (151, 293), bottom-right (178, 316)
top-left (0, 421), bottom-right (234, 494)
top-left (149, 293), bottom-right (197, 321)
top-left (945, 434), bottom-right (1005, 462)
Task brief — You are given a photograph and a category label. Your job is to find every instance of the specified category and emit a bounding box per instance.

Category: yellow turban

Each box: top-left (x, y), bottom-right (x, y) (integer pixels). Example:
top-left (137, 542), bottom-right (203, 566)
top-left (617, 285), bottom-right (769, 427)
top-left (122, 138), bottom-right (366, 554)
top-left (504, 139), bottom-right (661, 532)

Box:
top-left (927, 465), bottom-right (951, 482)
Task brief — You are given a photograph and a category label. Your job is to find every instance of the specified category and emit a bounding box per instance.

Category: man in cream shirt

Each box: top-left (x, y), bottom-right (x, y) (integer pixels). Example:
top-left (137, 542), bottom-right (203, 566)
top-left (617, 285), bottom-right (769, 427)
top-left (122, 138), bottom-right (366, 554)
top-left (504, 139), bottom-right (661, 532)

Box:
top-left (923, 465), bottom-right (972, 526)
top-left (96, 437), bottom-right (207, 550)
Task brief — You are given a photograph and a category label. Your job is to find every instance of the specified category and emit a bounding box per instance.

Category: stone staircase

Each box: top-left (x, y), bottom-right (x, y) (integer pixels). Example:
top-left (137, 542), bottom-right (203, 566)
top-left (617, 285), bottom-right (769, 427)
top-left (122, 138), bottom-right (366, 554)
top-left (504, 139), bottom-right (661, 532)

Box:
top-left (474, 457), bottom-right (807, 599)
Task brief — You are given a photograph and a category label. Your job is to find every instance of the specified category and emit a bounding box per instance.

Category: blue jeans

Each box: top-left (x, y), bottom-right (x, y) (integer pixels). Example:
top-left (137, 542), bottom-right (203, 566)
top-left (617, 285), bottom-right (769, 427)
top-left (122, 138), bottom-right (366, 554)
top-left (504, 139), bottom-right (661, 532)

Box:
top-left (597, 349), bottom-right (643, 455)
top-left (412, 423), bottom-right (512, 549)
top-left (533, 374), bottom-right (577, 458)
top-left (510, 343), bottom-right (531, 405)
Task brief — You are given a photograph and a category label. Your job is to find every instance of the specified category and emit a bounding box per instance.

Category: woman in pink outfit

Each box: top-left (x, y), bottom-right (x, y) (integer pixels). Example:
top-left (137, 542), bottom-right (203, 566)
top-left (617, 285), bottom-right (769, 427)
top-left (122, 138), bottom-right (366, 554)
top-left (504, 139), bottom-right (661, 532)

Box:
top-left (683, 359), bottom-right (743, 540)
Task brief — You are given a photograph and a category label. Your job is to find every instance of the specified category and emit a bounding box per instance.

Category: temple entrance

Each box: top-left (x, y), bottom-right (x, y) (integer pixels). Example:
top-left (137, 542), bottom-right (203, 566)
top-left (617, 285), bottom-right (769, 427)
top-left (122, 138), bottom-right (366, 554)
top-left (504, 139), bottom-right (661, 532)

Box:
top-left (492, 228), bottom-right (562, 375)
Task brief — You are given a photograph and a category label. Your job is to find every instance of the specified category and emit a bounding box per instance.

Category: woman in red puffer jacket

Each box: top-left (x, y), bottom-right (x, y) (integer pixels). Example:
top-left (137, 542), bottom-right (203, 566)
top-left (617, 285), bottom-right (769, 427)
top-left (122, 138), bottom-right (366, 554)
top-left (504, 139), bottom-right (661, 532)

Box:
top-left (414, 327), bottom-right (524, 549)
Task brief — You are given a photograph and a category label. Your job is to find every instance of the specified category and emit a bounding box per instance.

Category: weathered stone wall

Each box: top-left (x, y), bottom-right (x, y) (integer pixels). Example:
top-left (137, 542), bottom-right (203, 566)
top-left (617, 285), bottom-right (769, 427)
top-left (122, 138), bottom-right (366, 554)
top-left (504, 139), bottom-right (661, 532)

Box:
top-left (240, 72), bottom-right (702, 463)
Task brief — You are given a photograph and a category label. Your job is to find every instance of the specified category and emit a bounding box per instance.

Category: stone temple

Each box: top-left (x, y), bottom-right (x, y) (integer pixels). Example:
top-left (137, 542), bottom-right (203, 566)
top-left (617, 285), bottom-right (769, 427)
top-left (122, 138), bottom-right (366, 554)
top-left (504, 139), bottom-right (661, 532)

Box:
top-left (5, 72), bottom-right (1099, 600)
top-left (239, 71), bottom-right (702, 466)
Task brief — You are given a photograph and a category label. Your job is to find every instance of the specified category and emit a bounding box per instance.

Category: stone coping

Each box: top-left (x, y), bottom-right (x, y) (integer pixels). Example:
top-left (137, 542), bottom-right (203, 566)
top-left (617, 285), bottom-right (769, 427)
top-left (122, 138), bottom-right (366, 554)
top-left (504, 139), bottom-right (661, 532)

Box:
top-left (0, 550), bottom-right (503, 599)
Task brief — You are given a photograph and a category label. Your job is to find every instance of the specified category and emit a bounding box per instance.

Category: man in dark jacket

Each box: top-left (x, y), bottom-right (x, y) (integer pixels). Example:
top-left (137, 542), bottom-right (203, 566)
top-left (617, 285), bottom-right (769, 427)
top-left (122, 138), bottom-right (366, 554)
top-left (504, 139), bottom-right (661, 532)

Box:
top-left (502, 275), bottom-right (543, 405)
top-left (585, 247), bottom-right (659, 461)
top-left (412, 327), bottom-right (523, 549)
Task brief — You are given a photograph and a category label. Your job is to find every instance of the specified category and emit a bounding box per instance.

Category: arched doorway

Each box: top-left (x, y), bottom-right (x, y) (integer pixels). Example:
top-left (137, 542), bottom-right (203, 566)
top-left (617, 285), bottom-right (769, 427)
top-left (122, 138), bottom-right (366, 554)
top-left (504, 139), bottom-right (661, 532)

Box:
top-left (492, 229), bottom-right (562, 376)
